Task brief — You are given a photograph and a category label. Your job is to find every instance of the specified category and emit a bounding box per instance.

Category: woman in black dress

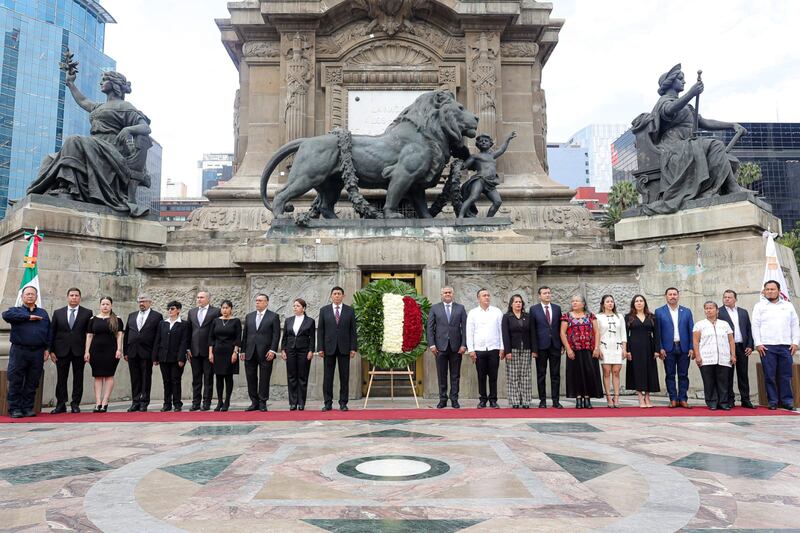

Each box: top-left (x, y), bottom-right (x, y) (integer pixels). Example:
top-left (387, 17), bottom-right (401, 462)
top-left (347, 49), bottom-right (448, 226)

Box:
top-left (208, 300), bottom-right (241, 412)
top-left (624, 294), bottom-right (662, 408)
top-left (83, 296), bottom-right (124, 412)
top-left (280, 298), bottom-right (316, 411)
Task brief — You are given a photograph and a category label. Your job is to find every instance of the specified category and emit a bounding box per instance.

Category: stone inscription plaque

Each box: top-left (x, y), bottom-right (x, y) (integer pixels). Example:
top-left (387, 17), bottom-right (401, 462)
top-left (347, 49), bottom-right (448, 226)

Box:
top-left (347, 90), bottom-right (427, 135)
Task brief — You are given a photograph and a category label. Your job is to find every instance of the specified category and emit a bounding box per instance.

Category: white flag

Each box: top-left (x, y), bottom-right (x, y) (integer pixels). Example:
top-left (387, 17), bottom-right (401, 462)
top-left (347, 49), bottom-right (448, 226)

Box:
top-left (762, 231), bottom-right (790, 301)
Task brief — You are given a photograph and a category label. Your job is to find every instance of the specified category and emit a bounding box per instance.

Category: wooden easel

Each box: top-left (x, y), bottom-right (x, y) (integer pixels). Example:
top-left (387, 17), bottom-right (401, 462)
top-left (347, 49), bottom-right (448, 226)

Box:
top-left (363, 366), bottom-right (420, 408)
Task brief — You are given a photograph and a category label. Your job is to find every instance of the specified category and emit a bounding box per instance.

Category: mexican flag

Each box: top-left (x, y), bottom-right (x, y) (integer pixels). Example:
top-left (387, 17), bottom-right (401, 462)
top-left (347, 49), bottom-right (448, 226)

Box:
top-left (15, 228), bottom-right (43, 307)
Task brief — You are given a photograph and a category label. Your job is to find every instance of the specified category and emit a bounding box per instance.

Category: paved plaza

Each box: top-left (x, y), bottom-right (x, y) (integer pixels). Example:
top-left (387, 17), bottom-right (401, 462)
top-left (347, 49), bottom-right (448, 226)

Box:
top-left (1, 400), bottom-right (799, 532)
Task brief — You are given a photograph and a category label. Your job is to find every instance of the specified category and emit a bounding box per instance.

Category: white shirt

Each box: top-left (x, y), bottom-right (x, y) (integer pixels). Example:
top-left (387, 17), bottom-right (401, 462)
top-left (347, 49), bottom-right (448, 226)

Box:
top-left (137, 308), bottom-right (151, 330)
top-left (752, 299), bottom-right (800, 346)
top-left (256, 311), bottom-right (264, 329)
top-left (292, 315), bottom-right (303, 335)
top-left (669, 305), bottom-right (680, 342)
top-left (724, 306), bottom-right (743, 343)
top-left (466, 305), bottom-right (503, 352)
top-left (197, 305), bottom-right (209, 325)
top-left (67, 305), bottom-right (79, 326)
top-left (692, 319), bottom-right (733, 366)
top-left (167, 317), bottom-right (181, 330)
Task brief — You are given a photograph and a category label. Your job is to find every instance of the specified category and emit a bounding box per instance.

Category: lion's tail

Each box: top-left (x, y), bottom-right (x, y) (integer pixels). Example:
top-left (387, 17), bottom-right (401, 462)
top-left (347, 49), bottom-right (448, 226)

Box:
top-left (260, 138), bottom-right (304, 211)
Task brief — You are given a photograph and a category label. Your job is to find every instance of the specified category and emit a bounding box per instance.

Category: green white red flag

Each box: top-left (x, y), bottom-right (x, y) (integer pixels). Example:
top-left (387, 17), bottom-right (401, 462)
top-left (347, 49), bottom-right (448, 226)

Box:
top-left (16, 227), bottom-right (43, 307)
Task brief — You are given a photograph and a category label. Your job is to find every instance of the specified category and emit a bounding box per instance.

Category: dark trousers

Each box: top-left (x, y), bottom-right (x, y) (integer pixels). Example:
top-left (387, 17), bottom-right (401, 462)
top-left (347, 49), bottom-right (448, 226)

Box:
top-left (190, 356), bottom-right (214, 406)
top-left (475, 349), bottom-right (500, 403)
top-left (535, 346), bottom-right (562, 402)
top-left (664, 343), bottom-right (690, 402)
top-left (727, 343), bottom-right (751, 406)
top-left (54, 354), bottom-right (85, 407)
top-left (160, 362), bottom-right (184, 408)
top-left (7, 345), bottom-right (45, 413)
top-left (762, 344), bottom-right (794, 407)
top-left (286, 349), bottom-right (311, 407)
top-left (435, 348), bottom-right (462, 401)
top-left (323, 351), bottom-right (350, 407)
top-left (245, 353), bottom-right (274, 406)
top-left (215, 374), bottom-right (234, 405)
top-left (128, 356), bottom-right (153, 406)
top-left (699, 364), bottom-right (731, 409)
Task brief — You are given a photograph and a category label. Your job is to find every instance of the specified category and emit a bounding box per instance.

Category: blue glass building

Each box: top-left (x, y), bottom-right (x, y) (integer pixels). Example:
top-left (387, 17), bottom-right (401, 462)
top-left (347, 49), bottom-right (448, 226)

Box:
top-left (0, 0), bottom-right (116, 218)
top-left (612, 123), bottom-right (800, 232)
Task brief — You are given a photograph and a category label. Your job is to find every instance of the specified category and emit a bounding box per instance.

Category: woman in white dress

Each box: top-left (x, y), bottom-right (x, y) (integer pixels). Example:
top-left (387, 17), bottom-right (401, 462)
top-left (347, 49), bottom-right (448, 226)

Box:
top-left (692, 301), bottom-right (736, 411)
top-left (594, 295), bottom-right (627, 408)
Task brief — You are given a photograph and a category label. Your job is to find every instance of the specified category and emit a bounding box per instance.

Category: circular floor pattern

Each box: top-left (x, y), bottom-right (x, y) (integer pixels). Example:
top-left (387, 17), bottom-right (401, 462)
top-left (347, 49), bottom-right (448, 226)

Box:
top-left (337, 455), bottom-right (450, 481)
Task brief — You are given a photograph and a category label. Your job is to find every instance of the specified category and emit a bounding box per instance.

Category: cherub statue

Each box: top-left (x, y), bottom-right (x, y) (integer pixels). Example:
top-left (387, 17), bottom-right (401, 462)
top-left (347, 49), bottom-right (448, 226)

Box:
top-left (458, 131), bottom-right (516, 218)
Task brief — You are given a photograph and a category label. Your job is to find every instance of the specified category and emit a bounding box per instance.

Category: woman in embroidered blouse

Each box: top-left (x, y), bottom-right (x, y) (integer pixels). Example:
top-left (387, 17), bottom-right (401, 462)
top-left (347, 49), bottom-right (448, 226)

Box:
top-left (560, 294), bottom-right (603, 409)
top-left (692, 301), bottom-right (736, 411)
top-left (594, 295), bottom-right (627, 408)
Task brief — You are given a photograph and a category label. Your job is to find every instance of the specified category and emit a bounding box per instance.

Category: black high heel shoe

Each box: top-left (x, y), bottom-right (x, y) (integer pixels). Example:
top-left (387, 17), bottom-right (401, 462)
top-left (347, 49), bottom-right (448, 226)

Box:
top-left (100, 404), bottom-right (108, 413)
top-left (214, 402), bottom-right (223, 412)
top-left (585, 398), bottom-right (593, 409)
top-left (221, 401), bottom-right (230, 412)
top-left (93, 404), bottom-right (102, 413)
top-left (576, 398), bottom-right (584, 409)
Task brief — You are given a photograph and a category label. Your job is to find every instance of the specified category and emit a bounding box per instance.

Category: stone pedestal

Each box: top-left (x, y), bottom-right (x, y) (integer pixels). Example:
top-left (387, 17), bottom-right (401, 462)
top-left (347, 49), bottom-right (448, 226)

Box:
top-left (615, 200), bottom-right (800, 400)
top-left (0, 195), bottom-right (167, 407)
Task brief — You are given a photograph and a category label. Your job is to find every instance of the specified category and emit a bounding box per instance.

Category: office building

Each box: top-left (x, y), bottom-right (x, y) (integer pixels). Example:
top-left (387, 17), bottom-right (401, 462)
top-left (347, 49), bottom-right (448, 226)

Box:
top-left (546, 141), bottom-right (589, 189)
top-left (566, 124), bottom-right (628, 192)
top-left (0, 0), bottom-right (116, 218)
top-left (612, 122), bottom-right (800, 231)
top-left (159, 197), bottom-right (207, 232)
top-left (200, 153), bottom-right (233, 195)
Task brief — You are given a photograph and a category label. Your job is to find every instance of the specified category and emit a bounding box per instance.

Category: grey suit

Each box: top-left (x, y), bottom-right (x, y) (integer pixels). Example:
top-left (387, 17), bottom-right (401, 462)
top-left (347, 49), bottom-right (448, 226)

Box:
top-left (426, 301), bottom-right (467, 402)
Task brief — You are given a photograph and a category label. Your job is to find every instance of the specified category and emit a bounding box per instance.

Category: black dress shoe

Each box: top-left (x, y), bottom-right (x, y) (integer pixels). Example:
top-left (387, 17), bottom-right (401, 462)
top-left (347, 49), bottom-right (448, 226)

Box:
top-left (298, 405), bottom-right (305, 411)
top-left (70, 405), bottom-right (81, 414)
top-left (576, 399), bottom-right (583, 409)
top-left (512, 405), bottom-right (520, 409)
top-left (23, 409), bottom-right (36, 417)
top-left (189, 405), bottom-right (201, 412)
top-left (720, 405), bottom-right (731, 411)
top-left (244, 404), bottom-right (259, 412)
top-left (50, 404), bottom-right (67, 414)
top-left (174, 405), bottom-right (182, 412)
top-left (768, 405), bottom-right (777, 410)
top-left (553, 402), bottom-right (564, 409)
top-left (289, 405), bottom-right (297, 411)
top-left (340, 405), bottom-right (349, 411)
top-left (741, 402), bottom-right (757, 409)
top-left (489, 401), bottom-right (499, 409)
top-left (321, 405), bottom-right (332, 412)
top-left (127, 404), bottom-right (140, 413)
top-left (585, 398), bottom-right (593, 409)
top-left (10, 410), bottom-right (23, 419)
top-left (201, 404), bottom-right (211, 412)
top-left (451, 400), bottom-right (460, 409)
top-left (709, 405), bottom-right (718, 411)
top-left (259, 405), bottom-right (268, 412)
top-left (221, 403), bottom-right (229, 412)
top-left (160, 405), bottom-right (172, 412)
top-left (782, 404), bottom-right (797, 411)
top-left (214, 403), bottom-right (223, 412)
top-left (522, 405), bottom-right (530, 409)
top-left (539, 400), bottom-right (547, 408)
top-left (140, 404), bottom-right (148, 413)
top-left (477, 401), bottom-right (487, 409)
top-left (436, 400), bottom-right (447, 409)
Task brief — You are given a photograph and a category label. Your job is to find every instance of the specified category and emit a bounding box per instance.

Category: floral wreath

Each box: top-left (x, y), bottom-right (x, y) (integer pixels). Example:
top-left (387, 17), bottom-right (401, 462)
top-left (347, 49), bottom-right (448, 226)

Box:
top-left (353, 279), bottom-right (431, 368)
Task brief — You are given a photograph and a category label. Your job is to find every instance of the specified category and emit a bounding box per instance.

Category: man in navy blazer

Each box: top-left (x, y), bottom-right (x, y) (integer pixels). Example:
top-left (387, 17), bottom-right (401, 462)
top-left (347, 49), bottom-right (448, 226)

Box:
top-left (426, 286), bottom-right (467, 409)
top-left (655, 287), bottom-right (694, 408)
top-left (719, 289), bottom-right (755, 408)
top-left (530, 286), bottom-right (563, 408)
top-left (317, 286), bottom-right (358, 411)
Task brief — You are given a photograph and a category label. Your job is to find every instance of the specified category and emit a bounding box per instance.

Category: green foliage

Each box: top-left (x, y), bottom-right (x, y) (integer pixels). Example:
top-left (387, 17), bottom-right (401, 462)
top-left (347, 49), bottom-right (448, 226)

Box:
top-left (737, 162), bottom-right (763, 189)
top-left (352, 279), bottom-right (431, 369)
top-left (777, 221), bottom-right (800, 267)
top-left (601, 205), bottom-right (623, 230)
top-left (608, 181), bottom-right (639, 211)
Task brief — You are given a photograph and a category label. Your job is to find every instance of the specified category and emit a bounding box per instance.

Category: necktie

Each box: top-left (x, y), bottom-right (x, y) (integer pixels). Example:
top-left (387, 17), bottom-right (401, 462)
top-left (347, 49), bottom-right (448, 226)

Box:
top-left (198, 308), bottom-right (206, 325)
top-left (545, 305), bottom-right (551, 324)
top-left (445, 304), bottom-right (451, 322)
top-left (137, 312), bottom-right (145, 330)
top-left (335, 306), bottom-right (340, 325)
top-left (256, 312), bottom-right (263, 330)
top-left (68, 308), bottom-right (76, 329)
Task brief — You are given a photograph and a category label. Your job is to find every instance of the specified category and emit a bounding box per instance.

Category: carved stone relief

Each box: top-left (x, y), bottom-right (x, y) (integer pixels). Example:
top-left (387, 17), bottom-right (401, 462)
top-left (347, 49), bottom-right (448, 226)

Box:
top-left (323, 65), bottom-right (345, 130)
top-left (585, 283), bottom-right (641, 311)
top-left (250, 274), bottom-right (337, 318)
top-left (446, 274), bottom-right (535, 312)
top-left (344, 41), bottom-right (433, 66)
top-left (500, 42), bottom-right (539, 58)
top-left (185, 207), bottom-right (272, 231)
top-left (438, 65), bottom-right (456, 91)
top-left (352, 0), bottom-right (426, 36)
top-left (242, 41), bottom-right (280, 58)
top-left (467, 32), bottom-right (499, 141)
top-left (146, 285), bottom-right (247, 319)
top-left (283, 32), bottom-right (314, 141)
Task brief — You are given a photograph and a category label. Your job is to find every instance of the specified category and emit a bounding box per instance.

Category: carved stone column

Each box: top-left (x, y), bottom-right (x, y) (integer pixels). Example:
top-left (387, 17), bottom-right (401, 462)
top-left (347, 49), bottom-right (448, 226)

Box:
top-left (321, 64), bottom-right (345, 131)
top-left (465, 31), bottom-right (501, 141)
top-left (280, 31), bottom-right (316, 142)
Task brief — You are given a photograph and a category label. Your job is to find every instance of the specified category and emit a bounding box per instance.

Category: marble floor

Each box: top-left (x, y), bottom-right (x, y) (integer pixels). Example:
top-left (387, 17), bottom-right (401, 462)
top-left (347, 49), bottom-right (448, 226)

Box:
top-left (1, 401), bottom-right (799, 532)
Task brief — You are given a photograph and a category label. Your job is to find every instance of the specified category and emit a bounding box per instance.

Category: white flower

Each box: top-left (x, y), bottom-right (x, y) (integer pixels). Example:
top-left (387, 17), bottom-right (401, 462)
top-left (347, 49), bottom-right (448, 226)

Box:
top-left (381, 293), bottom-right (405, 353)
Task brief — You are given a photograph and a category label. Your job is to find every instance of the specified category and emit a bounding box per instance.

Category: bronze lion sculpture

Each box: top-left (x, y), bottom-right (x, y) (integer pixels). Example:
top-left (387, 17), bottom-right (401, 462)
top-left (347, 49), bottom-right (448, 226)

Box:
top-left (260, 90), bottom-right (478, 219)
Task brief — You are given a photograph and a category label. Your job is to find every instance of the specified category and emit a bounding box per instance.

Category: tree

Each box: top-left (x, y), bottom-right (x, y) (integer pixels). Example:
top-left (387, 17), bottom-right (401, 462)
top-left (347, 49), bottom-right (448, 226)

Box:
top-left (737, 161), bottom-right (762, 190)
top-left (778, 221), bottom-right (800, 267)
top-left (602, 181), bottom-right (640, 238)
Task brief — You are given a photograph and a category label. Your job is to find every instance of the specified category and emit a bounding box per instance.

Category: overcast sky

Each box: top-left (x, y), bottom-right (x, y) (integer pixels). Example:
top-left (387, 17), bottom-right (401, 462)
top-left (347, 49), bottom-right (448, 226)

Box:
top-left (101, 0), bottom-right (800, 196)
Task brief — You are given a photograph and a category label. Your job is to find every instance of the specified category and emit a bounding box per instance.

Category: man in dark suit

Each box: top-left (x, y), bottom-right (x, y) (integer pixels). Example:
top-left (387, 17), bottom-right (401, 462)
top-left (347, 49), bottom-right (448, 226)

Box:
top-left (48, 287), bottom-right (92, 414)
top-left (123, 293), bottom-right (163, 412)
top-left (318, 286), bottom-right (358, 411)
top-left (241, 293), bottom-right (281, 411)
top-left (719, 289), bottom-right (756, 409)
top-left (426, 286), bottom-right (467, 409)
top-left (187, 291), bottom-right (220, 411)
top-left (655, 287), bottom-right (695, 408)
top-left (530, 286), bottom-right (563, 408)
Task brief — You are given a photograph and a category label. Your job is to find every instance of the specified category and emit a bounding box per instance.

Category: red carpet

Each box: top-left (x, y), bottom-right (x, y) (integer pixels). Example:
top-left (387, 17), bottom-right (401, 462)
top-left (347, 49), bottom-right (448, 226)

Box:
top-left (4, 406), bottom-right (797, 424)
